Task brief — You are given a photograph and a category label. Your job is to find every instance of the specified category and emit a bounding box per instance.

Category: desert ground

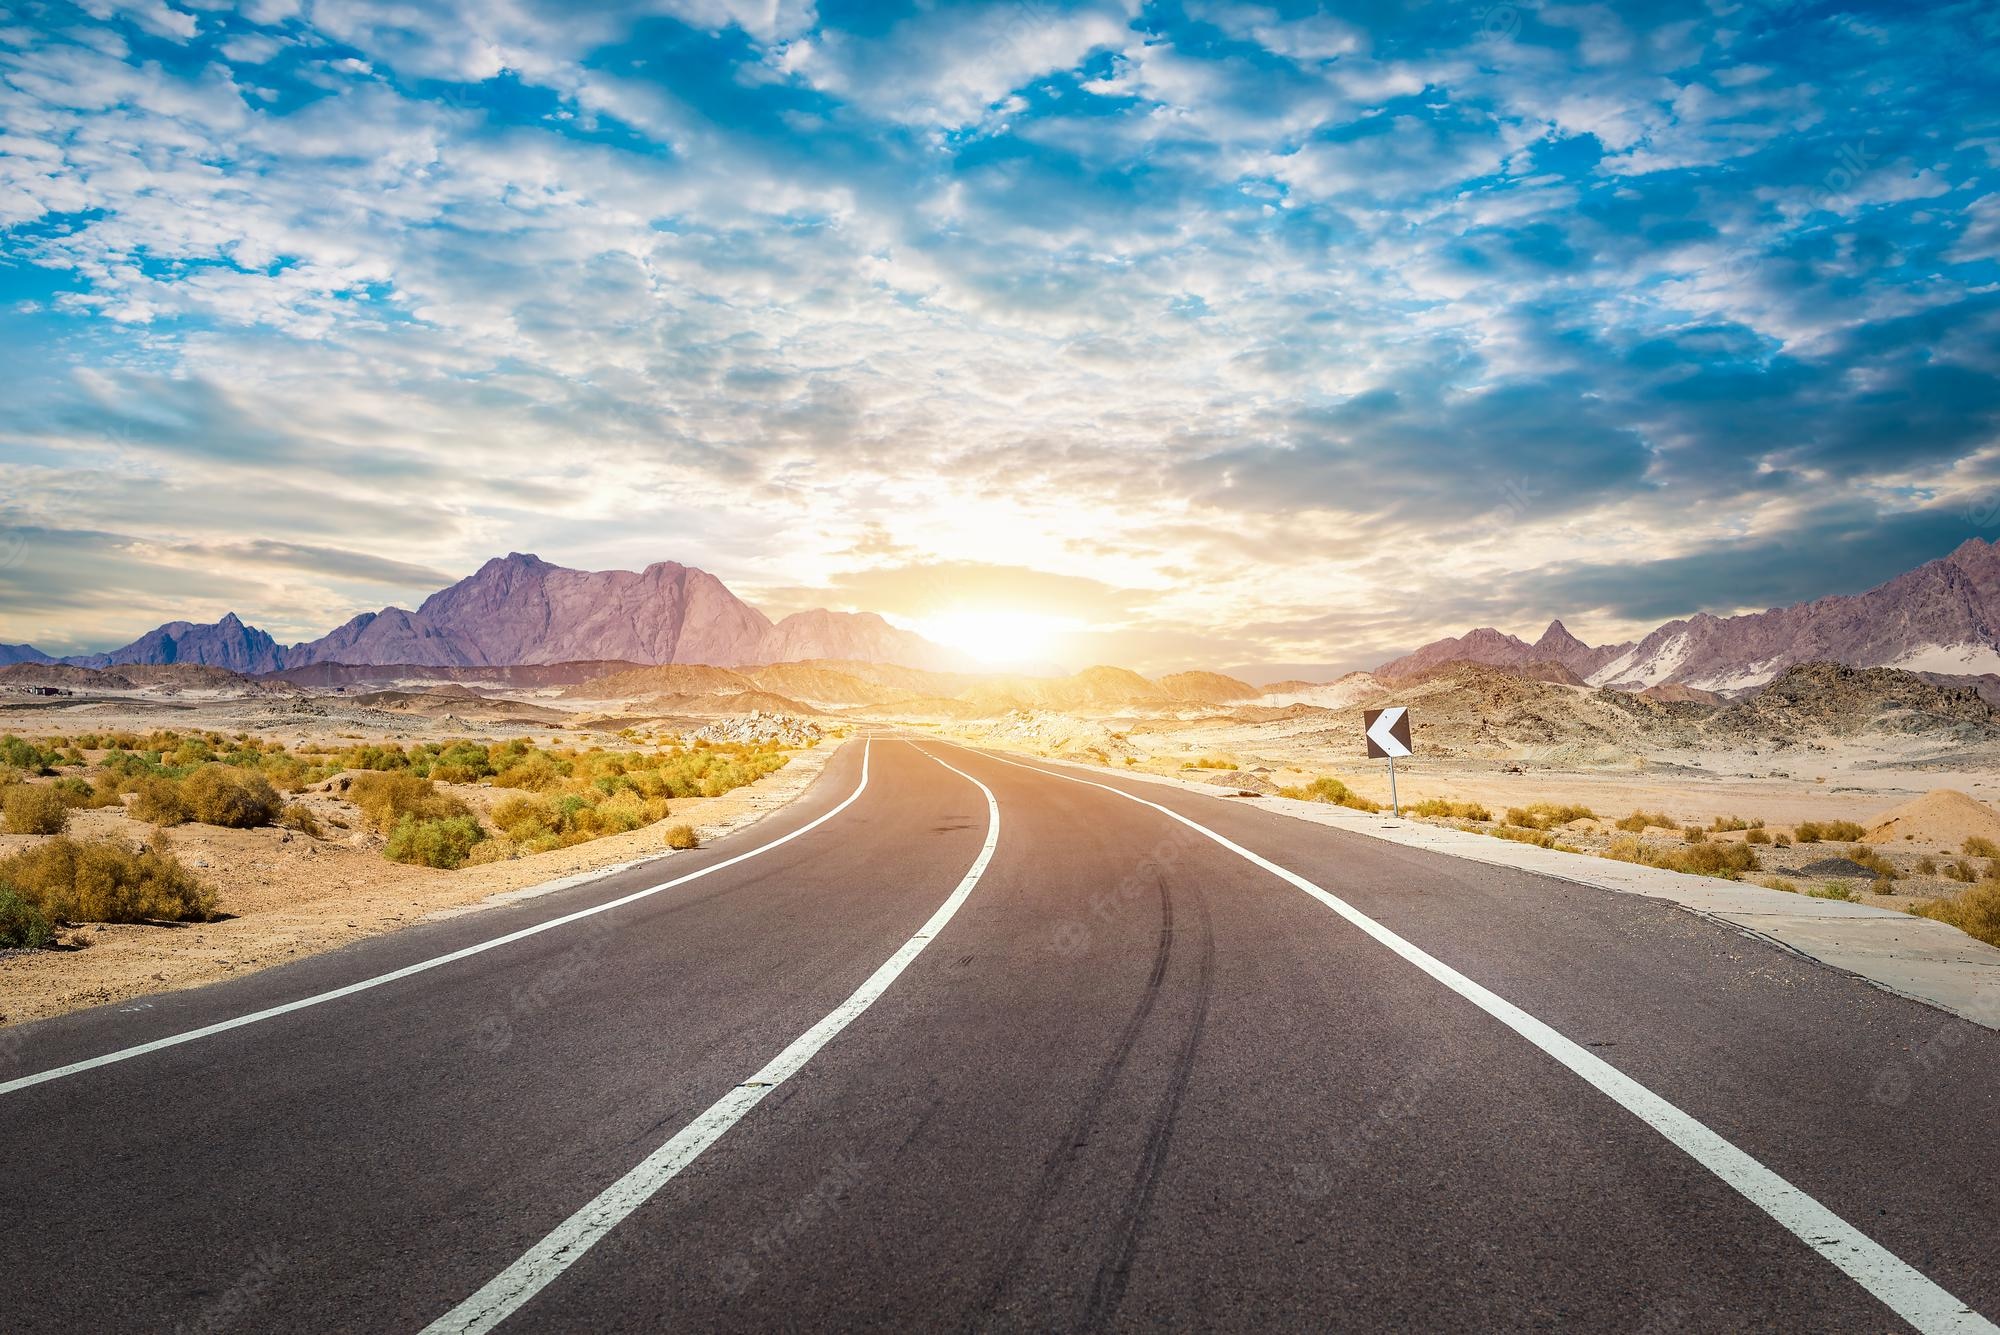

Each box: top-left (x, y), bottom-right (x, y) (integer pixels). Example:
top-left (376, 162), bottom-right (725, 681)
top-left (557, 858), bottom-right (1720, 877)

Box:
top-left (6, 653), bottom-right (2000, 1028)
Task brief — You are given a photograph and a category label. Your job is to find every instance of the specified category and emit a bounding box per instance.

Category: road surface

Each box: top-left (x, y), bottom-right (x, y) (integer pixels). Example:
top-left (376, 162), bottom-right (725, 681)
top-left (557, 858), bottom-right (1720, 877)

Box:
top-left (3, 735), bottom-right (1998, 1332)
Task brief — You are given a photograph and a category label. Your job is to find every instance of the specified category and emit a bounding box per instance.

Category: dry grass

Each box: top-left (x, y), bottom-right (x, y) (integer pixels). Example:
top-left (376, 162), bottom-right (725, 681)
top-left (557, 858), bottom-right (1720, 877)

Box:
top-left (1963, 836), bottom-right (2000, 859)
top-left (663, 823), bottom-right (701, 850)
top-left (1614, 810), bottom-right (1674, 833)
top-left (1461, 822), bottom-right (1571, 850)
top-left (1911, 881), bottom-right (2000, 948)
top-left (1278, 777), bottom-right (1382, 813)
top-left (1745, 827), bottom-right (1772, 845)
top-left (1604, 836), bottom-right (1759, 880)
top-left (1504, 803), bottom-right (1595, 831)
top-left (1409, 797), bottom-right (1493, 821)
top-left (1795, 820), bottom-right (1867, 843)
top-left (1843, 845), bottom-right (1896, 881)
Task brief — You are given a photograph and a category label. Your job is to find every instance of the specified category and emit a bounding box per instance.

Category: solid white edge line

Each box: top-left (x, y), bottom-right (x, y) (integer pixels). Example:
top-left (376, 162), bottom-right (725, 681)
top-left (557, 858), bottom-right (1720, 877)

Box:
top-left (0, 738), bottom-right (878, 1098)
top-left (948, 742), bottom-right (1996, 1335)
top-left (418, 740), bottom-right (1000, 1335)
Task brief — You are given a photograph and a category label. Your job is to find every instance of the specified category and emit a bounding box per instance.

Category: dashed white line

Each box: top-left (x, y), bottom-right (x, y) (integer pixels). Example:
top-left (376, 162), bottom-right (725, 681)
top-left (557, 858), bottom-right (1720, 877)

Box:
top-left (0, 739), bottom-right (879, 1098)
top-left (419, 741), bottom-right (1001, 1335)
top-left (952, 743), bottom-right (1997, 1335)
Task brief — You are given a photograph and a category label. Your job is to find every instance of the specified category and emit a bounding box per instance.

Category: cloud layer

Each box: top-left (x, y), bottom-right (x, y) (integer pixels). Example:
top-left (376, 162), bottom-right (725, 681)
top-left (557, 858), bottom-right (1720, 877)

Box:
top-left (2, 0), bottom-right (1997, 672)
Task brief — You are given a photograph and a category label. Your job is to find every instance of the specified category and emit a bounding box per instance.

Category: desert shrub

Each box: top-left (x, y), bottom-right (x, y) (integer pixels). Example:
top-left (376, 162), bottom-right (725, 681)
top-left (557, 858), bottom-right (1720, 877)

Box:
top-left (2, 785), bottom-right (70, 836)
top-left (1872, 877), bottom-right (1896, 895)
top-left (1774, 832), bottom-right (1793, 847)
top-left (1845, 845), bottom-right (1896, 881)
top-left (1796, 820), bottom-right (1866, 844)
top-left (1604, 836), bottom-right (1759, 880)
top-left (1745, 827), bottom-right (1771, 845)
top-left (0, 885), bottom-right (55, 948)
top-left (347, 772), bottom-right (471, 833)
top-left (1409, 797), bottom-right (1492, 821)
top-left (0, 735), bottom-right (61, 774)
top-left (1709, 815), bottom-right (1751, 832)
top-left (278, 803), bottom-right (323, 837)
top-left (1916, 856), bottom-right (1938, 875)
top-left (384, 815), bottom-right (486, 869)
top-left (1910, 882), bottom-right (2000, 948)
top-left (1946, 859), bottom-right (1978, 883)
top-left (1682, 826), bottom-right (1707, 843)
top-left (0, 836), bottom-right (213, 924)
top-left (1614, 810), bottom-right (1674, 833)
top-left (1180, 756), bottom-right (1237, 770)
top-left (663, 823), bottom-right (700, 850)
top-left (1810, 882), bottom-right (1857, 902)
top-left (493, 752), bottom-right (570, 792)
top-left (129, 775), bottom-right (191, 826)
top-left (181, 765), bottom-right (282, 828)
top-left (1758, 876), bottom-right (1800, 894)
top-left (1278, 777), bottom-right (1382, 813)
top-left (464, 836), bottom-right (519, 866)
top-left (1962, 836), bottom-right (2000, 859)
top-left (1505, 803), bottom-right (1596, 831)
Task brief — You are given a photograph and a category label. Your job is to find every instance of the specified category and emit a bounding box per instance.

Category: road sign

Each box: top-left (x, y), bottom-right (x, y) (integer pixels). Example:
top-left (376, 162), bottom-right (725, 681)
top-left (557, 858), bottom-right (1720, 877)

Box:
top-left (1364, 707), bottom-right (1413, 760)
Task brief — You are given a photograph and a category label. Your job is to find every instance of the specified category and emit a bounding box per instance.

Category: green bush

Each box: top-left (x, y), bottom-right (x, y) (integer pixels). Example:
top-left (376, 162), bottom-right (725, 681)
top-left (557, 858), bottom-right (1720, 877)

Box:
top-left (0, 735), bottom-right (61, 775)
top-left (384, 815), bottom-right (486, 869)
top-left (182, 765), bottom-right (282, 828)
top-left (0, 836), bottom-right (214, 924)
top-left (0, 885), bottom-right (55, 948)
top-left (3, 784), bottom-right (71, 835)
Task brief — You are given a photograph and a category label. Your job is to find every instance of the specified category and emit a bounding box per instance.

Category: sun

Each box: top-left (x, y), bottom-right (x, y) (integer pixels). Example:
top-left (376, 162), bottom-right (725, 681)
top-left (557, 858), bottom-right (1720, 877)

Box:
top-left (912, 609), bottom-right (1069, 669)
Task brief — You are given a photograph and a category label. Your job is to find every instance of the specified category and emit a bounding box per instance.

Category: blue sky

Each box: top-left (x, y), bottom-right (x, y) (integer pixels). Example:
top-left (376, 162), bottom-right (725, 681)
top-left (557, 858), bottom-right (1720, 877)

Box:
top-left (1, 0), bottom-right (1997, 673)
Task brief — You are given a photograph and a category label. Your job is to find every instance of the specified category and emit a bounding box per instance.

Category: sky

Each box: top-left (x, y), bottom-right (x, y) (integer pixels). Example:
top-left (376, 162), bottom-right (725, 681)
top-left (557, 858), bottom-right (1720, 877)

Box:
top-left (0, 0), bottom-right (1997, 677)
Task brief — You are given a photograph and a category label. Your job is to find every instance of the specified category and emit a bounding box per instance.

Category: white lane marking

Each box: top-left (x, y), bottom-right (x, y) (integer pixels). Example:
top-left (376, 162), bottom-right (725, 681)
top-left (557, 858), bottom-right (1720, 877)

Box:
top-left (950, 744), bottom-right (1996, 1335)
top-left (0, 740), bottom-right (878, 1098)
top-left (420, 742), bottom-right (1001, 1335)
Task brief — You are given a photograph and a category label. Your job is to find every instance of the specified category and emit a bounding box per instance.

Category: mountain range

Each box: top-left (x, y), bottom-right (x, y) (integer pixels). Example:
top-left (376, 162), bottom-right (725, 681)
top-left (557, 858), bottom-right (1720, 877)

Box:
top-left (1378, 537), bottom-right (2000, 695)
top-left (26, 554), bottom-right (963, 674)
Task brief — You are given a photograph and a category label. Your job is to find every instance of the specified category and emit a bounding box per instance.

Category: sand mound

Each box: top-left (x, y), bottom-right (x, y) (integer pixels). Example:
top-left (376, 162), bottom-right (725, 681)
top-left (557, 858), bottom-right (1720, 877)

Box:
top-left (1862, 789), bottom-right (2000, 847)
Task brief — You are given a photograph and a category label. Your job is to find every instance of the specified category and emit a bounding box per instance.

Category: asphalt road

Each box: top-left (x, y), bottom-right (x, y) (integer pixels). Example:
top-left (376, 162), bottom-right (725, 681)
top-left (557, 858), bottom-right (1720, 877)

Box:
top-left (4, 734), bottom-right (2000, 1333)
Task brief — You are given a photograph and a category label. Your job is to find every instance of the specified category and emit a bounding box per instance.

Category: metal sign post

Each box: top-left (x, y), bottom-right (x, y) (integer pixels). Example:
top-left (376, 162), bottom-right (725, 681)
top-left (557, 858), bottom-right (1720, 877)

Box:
top-left (1363, 706), bottom-right (1414, 818)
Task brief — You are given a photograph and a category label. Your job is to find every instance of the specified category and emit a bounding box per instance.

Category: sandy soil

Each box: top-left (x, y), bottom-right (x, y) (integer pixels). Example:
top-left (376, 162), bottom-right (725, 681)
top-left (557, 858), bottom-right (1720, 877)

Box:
top-left (0, 743), bottom-right (833, 1028)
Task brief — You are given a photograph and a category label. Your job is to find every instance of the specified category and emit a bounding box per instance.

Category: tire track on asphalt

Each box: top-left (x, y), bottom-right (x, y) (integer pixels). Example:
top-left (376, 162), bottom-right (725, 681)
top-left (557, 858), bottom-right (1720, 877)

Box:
top-left (1085, 873), bottom-right (1214, 1328)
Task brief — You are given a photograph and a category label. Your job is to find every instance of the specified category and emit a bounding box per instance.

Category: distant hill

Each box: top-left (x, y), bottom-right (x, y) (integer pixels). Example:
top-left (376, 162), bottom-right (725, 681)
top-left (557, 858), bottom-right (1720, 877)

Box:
top-left (26, 553), bottom-right (965, 676)
top-left (1376, 538), bottom-right (2000, 696)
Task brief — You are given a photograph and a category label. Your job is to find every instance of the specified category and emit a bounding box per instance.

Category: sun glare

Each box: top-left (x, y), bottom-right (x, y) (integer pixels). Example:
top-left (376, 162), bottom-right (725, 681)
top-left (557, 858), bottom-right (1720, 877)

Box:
top-left (913, 609), bottom-right (1069, 669)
